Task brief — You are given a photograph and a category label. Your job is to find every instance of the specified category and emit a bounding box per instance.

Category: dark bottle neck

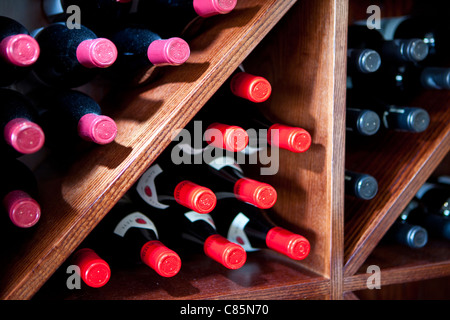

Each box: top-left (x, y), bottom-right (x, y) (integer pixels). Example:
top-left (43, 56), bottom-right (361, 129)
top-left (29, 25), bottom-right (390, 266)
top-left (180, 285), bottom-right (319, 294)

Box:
top-left (0, 158), bottom-right (38, 199)
top-left (212, 200), bottom-right (274, 249)
top-left (136, 0), bottom-right (197, 38)
top-left (179, 210), bottom-right (218, 245)
top-left (50, 90), bottom-right (102, 122)
top-left (387, 219), bottom-right (428, 248)
top-left (109, 25), bottom-right (161, 70)
top-left (0, 16), bottom-right (28, 40)
top-left (0, 89), bottom-right (38, 127)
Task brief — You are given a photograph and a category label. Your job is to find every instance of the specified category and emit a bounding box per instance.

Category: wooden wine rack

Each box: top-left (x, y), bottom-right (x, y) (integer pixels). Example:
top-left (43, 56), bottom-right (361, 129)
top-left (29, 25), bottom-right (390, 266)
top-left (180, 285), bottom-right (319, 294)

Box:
top-left (0, 0), bottom-right (448, 300)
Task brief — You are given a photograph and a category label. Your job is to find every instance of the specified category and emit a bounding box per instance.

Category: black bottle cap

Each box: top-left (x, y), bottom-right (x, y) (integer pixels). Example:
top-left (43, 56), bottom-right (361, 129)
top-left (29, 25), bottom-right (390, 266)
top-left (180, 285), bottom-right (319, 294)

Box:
top-left (406, 108), bottom-right (430, 133)
top-left (357, 49), bottom-right (381, 73)
top-left (404, 39), bottom-right (429, 62)
top-left (355, 174), bottom-right (378, 200)
top-left (356, 110), bottom-right (380, 136)
top-left (405, 225), bottom-right (428, 249)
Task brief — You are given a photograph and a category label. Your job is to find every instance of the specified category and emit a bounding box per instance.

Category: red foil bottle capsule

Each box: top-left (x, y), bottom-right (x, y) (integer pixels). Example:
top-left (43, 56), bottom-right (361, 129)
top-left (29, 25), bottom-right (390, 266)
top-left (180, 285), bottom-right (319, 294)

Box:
top-left (205, 123), bottom-right (249, 152)
top-left (266, 227), bottom-right (311, 260)
top-left (234, 178), bottom-right (277, 209)
top-left (72, 248), bottom-right (111, 288)
top-left (230, 72), bottom-right (272, 103)
top-left (204, 234), bottom-right (247, 269)
top-left (140, 240), bottom-right (182, 277)
top-left (174, 180), bottom-right (217, 214)
top-left (211, 199), bottom-right (311, 261)
top-left (268, 124), bottom-right (312, 153)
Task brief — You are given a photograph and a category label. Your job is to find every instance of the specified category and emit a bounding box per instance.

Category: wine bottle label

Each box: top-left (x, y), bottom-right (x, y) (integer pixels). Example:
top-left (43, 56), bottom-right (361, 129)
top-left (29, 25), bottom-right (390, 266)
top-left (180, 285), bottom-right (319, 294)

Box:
top-left (136, 164), bottom-right (170, 209)
top-left (206, 156), bottom-right (243, 173)
top-left (173, 142), bottom-right (205, 155)
top-left (227, 212), bottom-right (259, 252)
top-left (382, 107), bottom-right (404, 129)
top-left (241, 145), bottom-right (263, 155)
top-left (184, 211), bottom-right (216, 229)
top-left (113, 212), bottom-right (158, 238)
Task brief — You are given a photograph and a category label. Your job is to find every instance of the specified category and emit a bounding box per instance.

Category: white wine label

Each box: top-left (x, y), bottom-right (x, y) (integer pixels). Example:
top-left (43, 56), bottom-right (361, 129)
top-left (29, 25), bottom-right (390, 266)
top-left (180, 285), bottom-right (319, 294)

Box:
top-left (184, 211), bottom-right (215, 229)
top-left (227, 212), bottom-right (259, 252)
top-left (207, 156), bottom-right (243, 173)
top-left (113, 212), bottom-right (158, 238)
top-left (173, 142), bottom-right (205, 155)
top-left (136, 164), bottom-right (170, 209)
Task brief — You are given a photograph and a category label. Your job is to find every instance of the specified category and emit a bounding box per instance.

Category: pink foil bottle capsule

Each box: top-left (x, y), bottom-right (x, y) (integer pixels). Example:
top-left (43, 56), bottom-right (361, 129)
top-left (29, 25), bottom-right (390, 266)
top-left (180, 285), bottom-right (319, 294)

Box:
top-left (147, 37), bottom-right (190, 66)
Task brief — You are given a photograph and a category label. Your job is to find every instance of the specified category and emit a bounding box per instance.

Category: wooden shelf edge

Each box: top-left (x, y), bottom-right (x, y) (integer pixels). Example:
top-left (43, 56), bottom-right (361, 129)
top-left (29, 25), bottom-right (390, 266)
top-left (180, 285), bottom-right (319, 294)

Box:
top-left (0, 0), bottom-right (298, 300)
top-left (34, 251), bottom-right (328, 300)
top-left (344, 260), bottom-right (450, 292)
top-left (210, 278), bottom-right (331, 300)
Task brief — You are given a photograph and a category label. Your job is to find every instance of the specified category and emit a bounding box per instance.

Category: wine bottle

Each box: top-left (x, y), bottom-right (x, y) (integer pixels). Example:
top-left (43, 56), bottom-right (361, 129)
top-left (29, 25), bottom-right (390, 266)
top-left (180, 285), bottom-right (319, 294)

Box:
top-left (166, 148), bottom-right (278, 209)
top-left (172, 113), bottom-right (250, 154)
top-left (42, 0), bottom-right (133, 34)
top-left (70, 248), bottom-right (111, 288)
top-left (346, 107), bottom-right (381, 136)
top-left (346, 89), bottom-right (430, 133)
top-left (32, 22), bottom-right (118, 88)
top-left (34, 89), bottom-right (117, 146)
top-left (0, 88), bottom-right (45, 156)
top-left (132, 161), bottom-right (217, 214)
top-left (0, 16), bottom-right (40, 87)
top-left (378, 15), bottom-right (450, 65)
top-left (136, 0), bottom-right (238, 38)
top-left (345, 170), bottom-right (378, 200)
top-left (416, 181), bottom-right (450, 218)
top-left (0, 158), bottom-right (41, 228)
top-left (147, 206), bottom-right (247, 269)
top-left (348, 25), bottom-right (429, 64)
top-left (93, 197), bottom-right (182, 277)
top-left (347, 48), bottom-right (381, 74)
top-left (409, 181), bottom-right (450, 240)
top-left (384, 200), bottom-right (428, 249)
top-left (107, 24), bottom-right (190, 79)
top-left (210, 198), bottom-right (310, 260)
top-left (349, 61), bottom-right (450, 103)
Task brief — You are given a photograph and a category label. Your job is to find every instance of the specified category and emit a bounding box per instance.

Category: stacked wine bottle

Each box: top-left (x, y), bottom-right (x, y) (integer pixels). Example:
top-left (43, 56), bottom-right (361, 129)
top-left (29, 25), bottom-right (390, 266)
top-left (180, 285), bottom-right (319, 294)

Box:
top-left (0, 0), bottom-right (245, 289)
top-left (0, 0), bottom-right (243, 239)
top-left (345, 15), bottom-right (450, 247)
top-left (65, 66), bottom-right (313, 288)
top-left (383, 176), bottom-right (450, 249)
